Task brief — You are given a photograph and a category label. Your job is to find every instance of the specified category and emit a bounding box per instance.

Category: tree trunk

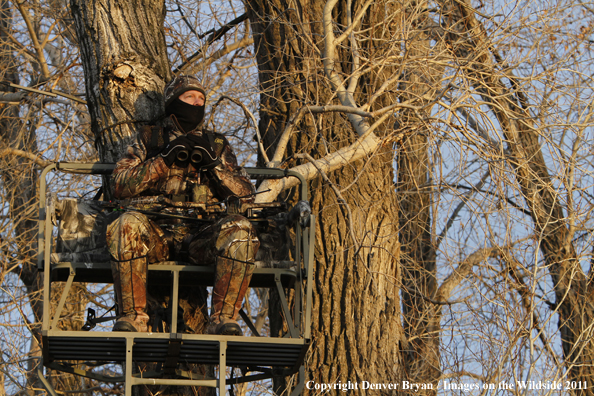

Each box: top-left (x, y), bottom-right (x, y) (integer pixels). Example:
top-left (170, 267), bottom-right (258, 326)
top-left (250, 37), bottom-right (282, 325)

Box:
top-left (248, 0), bottom-right (406, 393)
top-left (398, 129), bottom-right (439, 393)
top-left (70, 0), bottom-right (171, 169)
top-left (70, 1), bottom-right (212, 394)
top-left (396, 3), bottom-right (446, 393)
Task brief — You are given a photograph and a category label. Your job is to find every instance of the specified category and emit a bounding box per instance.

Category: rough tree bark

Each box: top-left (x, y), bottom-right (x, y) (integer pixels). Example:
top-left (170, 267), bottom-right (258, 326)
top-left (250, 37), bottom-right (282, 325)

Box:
top-left (70, 0), bottom-right (170, 171)
top-left (248, 0), bottom-right (406, 393)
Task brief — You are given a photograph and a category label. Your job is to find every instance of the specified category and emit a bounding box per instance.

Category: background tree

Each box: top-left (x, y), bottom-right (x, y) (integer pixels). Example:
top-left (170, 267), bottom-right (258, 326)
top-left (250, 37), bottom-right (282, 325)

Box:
top-left (0, 0), bottom-right (98, 392)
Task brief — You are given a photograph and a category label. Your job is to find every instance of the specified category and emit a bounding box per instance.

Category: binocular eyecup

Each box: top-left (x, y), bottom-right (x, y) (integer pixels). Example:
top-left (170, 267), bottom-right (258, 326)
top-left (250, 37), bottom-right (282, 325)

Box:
top-left (176, 149), bottom-right (203, 165)
top-left (190, 150), bottom-right (203, 164)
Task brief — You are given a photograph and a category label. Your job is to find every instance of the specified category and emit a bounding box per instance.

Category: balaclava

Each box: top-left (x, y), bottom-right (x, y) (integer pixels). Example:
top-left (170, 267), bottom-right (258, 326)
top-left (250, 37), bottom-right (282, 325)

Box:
top-left (164, 75), bottom-right (207, 133)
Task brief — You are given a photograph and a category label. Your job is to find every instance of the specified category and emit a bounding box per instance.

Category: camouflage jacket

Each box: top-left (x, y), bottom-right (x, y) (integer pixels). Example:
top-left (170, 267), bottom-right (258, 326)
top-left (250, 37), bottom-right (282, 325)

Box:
top-left (111, 123), bottom-right (255, 203)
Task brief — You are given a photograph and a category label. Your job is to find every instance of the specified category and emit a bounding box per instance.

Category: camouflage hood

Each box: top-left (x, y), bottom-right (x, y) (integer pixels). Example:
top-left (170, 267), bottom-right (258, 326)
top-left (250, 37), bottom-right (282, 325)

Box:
top-left (164, 75), bottom-right (206, 108)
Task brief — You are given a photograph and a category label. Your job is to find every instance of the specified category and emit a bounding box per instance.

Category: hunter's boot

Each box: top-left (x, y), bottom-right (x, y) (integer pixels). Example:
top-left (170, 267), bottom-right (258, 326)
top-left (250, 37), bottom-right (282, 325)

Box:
top-left (111, 257), bottom-right (150, 332)
top-left (207, 256), bottom-right (255, 335)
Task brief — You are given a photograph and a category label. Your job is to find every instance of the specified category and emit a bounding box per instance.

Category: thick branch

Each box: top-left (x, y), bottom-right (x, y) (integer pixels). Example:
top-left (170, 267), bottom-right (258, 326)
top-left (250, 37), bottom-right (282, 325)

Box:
top-left (436, 247), bottom-right (498, 302)
top-left (0, 148), bottom-right (50, 168)
top-left (322, 0), bottom-right (370, 136)
top-left (1, 82), bottom-right (86, 104)
top-left (255, 133), bottom-right (380, 202)
top-left (16, 2), bottom-right (51, 80)
top-left (0, 91), bottom-right (25, 102)
top-left (334, 0), bottom-right (373, 46)
top-left (269, 101), bottom-right (415, 167)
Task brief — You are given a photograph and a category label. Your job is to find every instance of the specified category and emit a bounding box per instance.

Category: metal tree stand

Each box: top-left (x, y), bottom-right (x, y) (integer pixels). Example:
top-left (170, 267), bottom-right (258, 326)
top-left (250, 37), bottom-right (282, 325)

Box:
top-left (37, 163), bottom-right (314, 395)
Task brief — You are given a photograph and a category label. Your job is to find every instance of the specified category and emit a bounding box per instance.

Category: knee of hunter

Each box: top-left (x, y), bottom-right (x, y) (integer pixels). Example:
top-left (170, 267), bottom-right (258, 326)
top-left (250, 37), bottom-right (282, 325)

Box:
top-left (216, 216), bottom-right (260, 259)
top-left (106, 212), bottom-right (156, 256)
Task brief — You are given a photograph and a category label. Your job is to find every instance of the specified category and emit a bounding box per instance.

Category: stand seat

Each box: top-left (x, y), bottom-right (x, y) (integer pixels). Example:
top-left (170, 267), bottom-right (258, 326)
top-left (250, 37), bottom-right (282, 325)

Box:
top-left (50, 261), bottom-right (299, 289)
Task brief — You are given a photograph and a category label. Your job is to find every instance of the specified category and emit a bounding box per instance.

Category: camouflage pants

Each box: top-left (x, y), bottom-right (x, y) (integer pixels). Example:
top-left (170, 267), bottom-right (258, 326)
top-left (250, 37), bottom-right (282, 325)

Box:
top-left (106, 211), bottom-right (259, 324)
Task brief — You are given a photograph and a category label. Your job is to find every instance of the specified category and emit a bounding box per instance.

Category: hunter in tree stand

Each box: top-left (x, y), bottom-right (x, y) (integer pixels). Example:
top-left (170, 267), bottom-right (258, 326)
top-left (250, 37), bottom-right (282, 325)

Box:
top-left (106, 75), bottom-right (259, 336)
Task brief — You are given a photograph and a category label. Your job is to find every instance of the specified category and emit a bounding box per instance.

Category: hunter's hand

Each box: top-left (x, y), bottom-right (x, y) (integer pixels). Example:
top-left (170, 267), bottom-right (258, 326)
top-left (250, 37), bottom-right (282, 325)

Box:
top-left (185, 134), bottom-right (219, 169)
top-left (160, 136), bottom-right (194, 167)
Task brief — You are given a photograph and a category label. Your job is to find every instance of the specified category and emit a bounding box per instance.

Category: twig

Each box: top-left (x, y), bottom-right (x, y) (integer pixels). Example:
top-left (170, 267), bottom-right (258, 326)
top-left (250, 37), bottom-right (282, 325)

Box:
top-left (207, 95), bottom-right (270, 164)
top-left (174, 13), bottom-right (249, 73)
top-left (403, 284), bottom-right (468, 306)
top-left (56, 387), bottom-right (105, 394)
top-left (436, 170), bottom-right (490, 249)
top-left (504, 253), bottom-right (562, 367)
top-left (174, 0), bottom-right (199, 37)
top-left (192, 35), bottom-right (253, 74)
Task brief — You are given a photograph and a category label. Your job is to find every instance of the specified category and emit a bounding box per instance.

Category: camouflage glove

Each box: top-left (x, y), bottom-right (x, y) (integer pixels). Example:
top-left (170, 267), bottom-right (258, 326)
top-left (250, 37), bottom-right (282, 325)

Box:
top-left (185, 133), bottom-right (220, 169)
top-left (160, 136), bottom-right (194, 167)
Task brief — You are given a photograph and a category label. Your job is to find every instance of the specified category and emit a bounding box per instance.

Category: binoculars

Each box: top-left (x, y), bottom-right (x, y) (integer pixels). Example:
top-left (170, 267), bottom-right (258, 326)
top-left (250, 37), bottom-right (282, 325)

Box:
top-left (176, 149), bottom-right (204, 165)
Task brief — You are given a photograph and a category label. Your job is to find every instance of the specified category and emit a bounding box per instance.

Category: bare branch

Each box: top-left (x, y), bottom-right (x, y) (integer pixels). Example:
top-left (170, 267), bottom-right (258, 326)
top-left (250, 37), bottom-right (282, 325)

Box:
top-left (256, 133), bottom-right (380, 202)
top-left (436, 170), bottom-right (490, 249)
top-left (504, 253), bottom-right (562, 367)
top-left (189, 35), bottom-right (254, 75)
top-left (334, 0), bottom-right (373, 46)
top-left (208, 95), bottom-right (269, 164)
top-left (174, 13), bottom-right (249, 73)
top-left (16, 2), bottom-right (51, 80)
top-left (0, 148), bottom-right (50, 168)
top-left (436, 247), bottom-right (499, 303)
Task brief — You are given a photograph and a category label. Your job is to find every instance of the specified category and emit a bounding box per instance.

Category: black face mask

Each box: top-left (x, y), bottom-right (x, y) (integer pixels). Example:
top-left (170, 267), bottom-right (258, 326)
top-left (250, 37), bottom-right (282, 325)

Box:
top-left (166, 97), bottom-right (205, 133)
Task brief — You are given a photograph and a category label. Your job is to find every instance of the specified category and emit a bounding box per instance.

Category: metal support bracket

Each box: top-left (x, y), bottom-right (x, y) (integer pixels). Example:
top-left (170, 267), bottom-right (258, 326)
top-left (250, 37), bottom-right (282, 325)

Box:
top-left (275, 274), bottom-right (299, 338)
top-left (238, 308), bottom-right (261, 337)
top-left (50, 268), bottom-right (75, 330)
top-left (219, 340), bottom-right (227, 395)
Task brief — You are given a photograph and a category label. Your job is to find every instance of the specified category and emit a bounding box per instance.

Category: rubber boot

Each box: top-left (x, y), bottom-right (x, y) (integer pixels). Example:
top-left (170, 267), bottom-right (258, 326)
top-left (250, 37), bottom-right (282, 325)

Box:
top-left (111, 258), bottom-right (149, 332)
top-left (207, 256), bottom-right (255, 335)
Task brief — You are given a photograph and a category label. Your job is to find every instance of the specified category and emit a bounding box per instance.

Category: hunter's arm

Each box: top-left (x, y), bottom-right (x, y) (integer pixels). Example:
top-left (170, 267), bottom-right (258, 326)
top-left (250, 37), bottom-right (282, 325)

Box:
top-left (111, 129), bottom-right (171, 199)
top-left (209, 137), bottom-right (255, 202)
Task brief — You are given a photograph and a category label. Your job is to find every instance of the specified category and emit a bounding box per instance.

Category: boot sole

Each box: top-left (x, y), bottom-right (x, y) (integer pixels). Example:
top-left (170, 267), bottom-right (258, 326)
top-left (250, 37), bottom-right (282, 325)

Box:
top-left (113, 321), bottom-right (142, 332)
top-left (217, 323), bottom-right (243, 336)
